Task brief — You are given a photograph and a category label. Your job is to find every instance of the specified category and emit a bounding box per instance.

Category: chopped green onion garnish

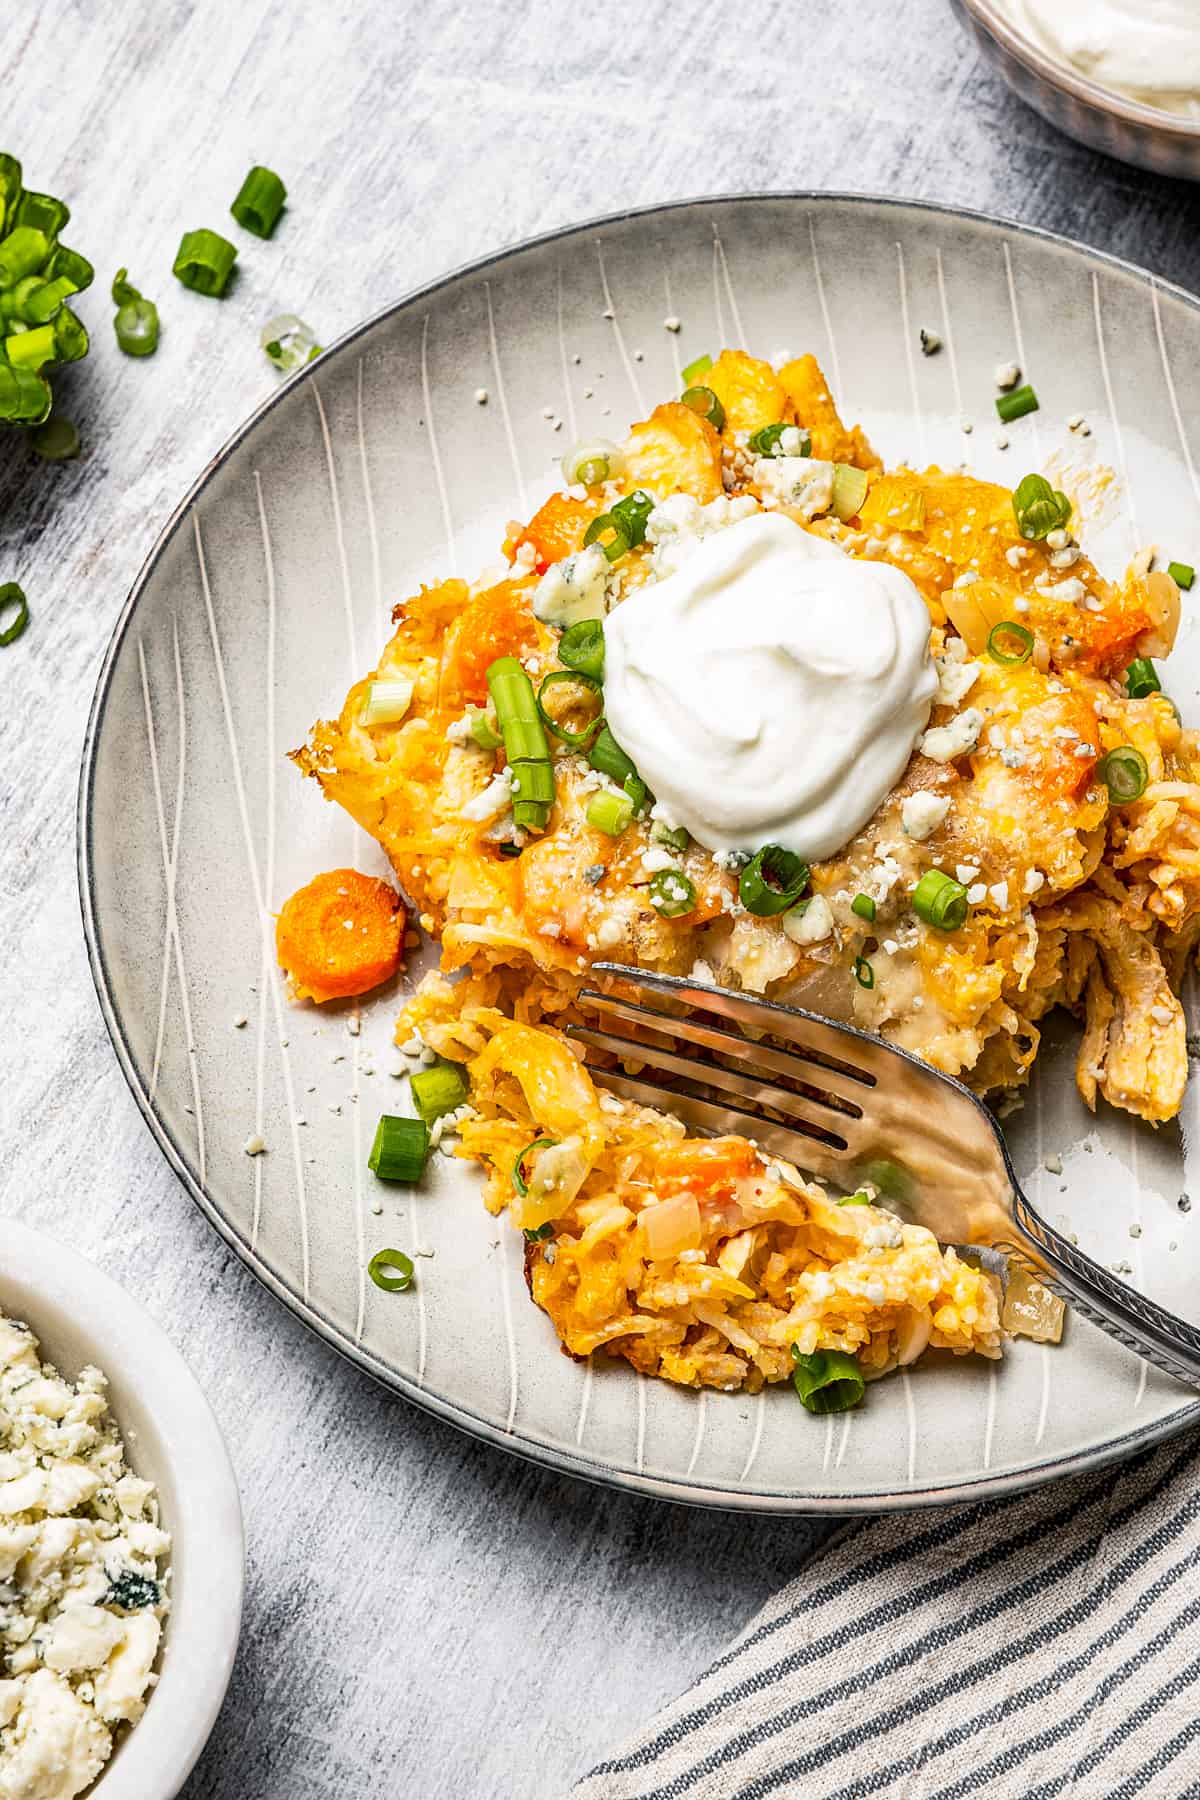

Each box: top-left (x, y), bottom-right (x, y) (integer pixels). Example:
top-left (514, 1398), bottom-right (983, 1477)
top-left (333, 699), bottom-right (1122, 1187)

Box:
top-left (912, 869), bottom-right (969, 931)
top-left (739, 845), bottom-right (810, 917)
top-left (648, 869), bottom-right (696, 917)
top-left (1012, 473), bottom-right (1070, 541)
top-left (680, 384), bottom-right (725, 430)
top-left (523, 1222), bottom-right (555, 1243)
top-left (587, 789), bottom-right (634, 837)
top-left (853, 955), bottom-right (874, 989)
top-left (512, 1137), bottom-right (561, 1198)
top-left (536, 668), bottom-right (604, 748)
top-left (1168, 561), bottom-right (1195, 591)
top-left (838, 1190), bottom-right (873, 1207)
top-left (1098, 746), bottom-right (1148, 805)
top-left (410, 1058), bottom-right (469, 1124)
top-left (560, 438), bottom-right (622, 488)
top-left (172, 228), bottom-right (237, 297)
top-left (261, 313), bottom-right (321, 373)
top-left (0, 227), bottom-right (50, 289)
top-left (748, 421), bottom-right (811, 458)
top-left (851, 893), bottom-right (876, 922)
top-left (0, 581), bottom-right (29, 646)
top-left (111, 268), bottom-right (159, 358)
top-left (558, 617), bottom-right (605, 682)
top-left (360, 677), bottom-right (414, 726)
top-left (29, 416), bottom-right (79, 462)
top-left (588, 725), bottom-right (647, 811)
top-left (680, 353), bottom-right (712, 386)
top-left (609, 488), bottom-right (655, 549)
top-left (830, 463), bottom-right (869, 522)
top-left (5, 324), bottom-right (55, 371)
top-left (2, 276), bottom-right (63, 326)
top-left (367, 1247), bottom-right (415, 1292)
top-left (486, 655), bottom-right (555, 830)
top-left (468, 707), bottom-right (504, 749)
top-left (583, 512), bottom-right (632, 563)
top-left (996, 385), bottom-right (1039, 424)
top-left (1124, 658), bottom-right (1161, 700)
top-left (986, 620), bottom-right (1034, 666)
top-left (651, 820), bottom-right (690, 852)
top-left (791, 1347), bottom-right (864, 1415)
top-left (231, 166), bottom-right (287, 239)
top-left (368, 1114), bottom-right (429, 1183)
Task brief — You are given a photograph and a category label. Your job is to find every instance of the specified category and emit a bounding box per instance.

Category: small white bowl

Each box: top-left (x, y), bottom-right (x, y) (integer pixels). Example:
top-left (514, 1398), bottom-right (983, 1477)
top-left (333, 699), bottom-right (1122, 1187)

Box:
top-left (1, 1218), bottom-right (244, 1798)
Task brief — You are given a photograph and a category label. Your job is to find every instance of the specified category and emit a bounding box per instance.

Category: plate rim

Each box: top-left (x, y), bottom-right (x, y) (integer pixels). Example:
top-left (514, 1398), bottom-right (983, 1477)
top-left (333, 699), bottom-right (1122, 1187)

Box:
top-left (78, 188), bottom-right (1200, 1514)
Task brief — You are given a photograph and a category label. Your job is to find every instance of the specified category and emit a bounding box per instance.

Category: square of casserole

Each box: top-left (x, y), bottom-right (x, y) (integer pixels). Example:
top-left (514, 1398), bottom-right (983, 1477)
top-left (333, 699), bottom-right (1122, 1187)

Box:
top-left (294, 349), bottom-right (1198, 1395)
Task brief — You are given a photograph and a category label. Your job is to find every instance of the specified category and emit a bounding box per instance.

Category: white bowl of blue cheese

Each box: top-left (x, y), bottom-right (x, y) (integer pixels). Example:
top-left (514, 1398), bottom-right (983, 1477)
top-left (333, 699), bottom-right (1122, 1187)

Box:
top-left (1, 1219), bottom-right (243, 1799)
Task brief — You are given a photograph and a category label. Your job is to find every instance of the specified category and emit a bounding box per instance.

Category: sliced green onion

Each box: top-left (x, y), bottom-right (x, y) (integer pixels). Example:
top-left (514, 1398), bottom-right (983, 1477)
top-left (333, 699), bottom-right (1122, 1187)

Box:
top-left (2, 277), bottom-right (63, 326)
top-left (838, 1191), bottom-right (873, 1207)
top-left (560, 438), bottom-right (622, 488)
top-left (853, 955), bottom-right (874, 990)
top-left (588, 725), bottom-right (648, 811)
top-left (13, 191), bottom-right (68, 239)
top-left (738, 845), bottom-right (810, 917)
top-left (582, 512), bottom-right (631, 563)
top-left (0, 227), bottom-right (49, 288)
top-left (997, 384), bottom-right (1040, 424)
top-left (5, 324), bottom-right (55, 371)
top-left (649, 869), bottom-right (696, 917)
top-left (587, 789), bottom-right (634, 837)
top-left (29, 416), bottom-right (79, 462)
top-left (1124, 658), bottom-right (1161, 700)
top-left (986, 620), bottom-right (1034, 666)
top-left (367, 1247), bottom-right (415, 1292)
top-left (360, 677), bottom-right (414, 726)
top-left (680, 384), bottom-right (725, 430)
top-left (468, 707), bottom-right (503, 749)
top-left (1168, 561), bottom-right (1195, 591)
top-left (609, 488), bottom-right (655, 549)
top-left (558, 617), bottom-right (605, 682)
top-left (748, 421), bottom-right (811, 458)
top-left (368, 1114), bottom-right (429, 1182)
top-left (410, 1059), bottom-right (469, 1124)
top-left (486, 655), bottom-right (555, 830)
top-left (523, 1221), bottom-right (555, 1243)
top-left (791, 1347), bottom-right (865, 1415)
top-left (0, 363), bottom-right (51, 424)
top-left (536, 668), bottom-right (603, 748)
top-left (830, 463), bottom-right (869, 522)
top-left (0, 582), bottom-right (29, 646)
top-left (680, 352), bottom-right (712, 385)
top-left (851, 892), bottom-right (876, 922)
top-left (111, 268), bottom-right (159, 358)
top-left (172, 228), bottom-right (238, 297)
top-left (261, 313), bottom-right (321, 373)
top-left (231, 166), bottom-right (287, 239)
top-left (44, 245), bottom-right (93, 292)
top-left (651, 820), bottom-right (690, 852)
top-left (1098, 746), bottom-right (1148, 805)
top-left (1012, 472), bottom-right (1070, 541)
top-left (912, 869), bottom-right (969, 931)
top-left (512, 1137), bottom-right (561, 1197)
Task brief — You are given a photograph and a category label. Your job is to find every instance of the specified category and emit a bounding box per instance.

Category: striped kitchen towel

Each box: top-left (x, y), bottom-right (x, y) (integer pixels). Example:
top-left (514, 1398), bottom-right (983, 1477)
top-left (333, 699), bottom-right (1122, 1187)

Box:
top-left (573, 1432), bottom-right (1200, 1799)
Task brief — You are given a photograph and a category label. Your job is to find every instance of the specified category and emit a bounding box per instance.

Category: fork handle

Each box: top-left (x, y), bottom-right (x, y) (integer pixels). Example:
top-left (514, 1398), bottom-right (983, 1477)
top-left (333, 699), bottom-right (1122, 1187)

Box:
top-left (1009, 1189), bottom-right (1200, 1389)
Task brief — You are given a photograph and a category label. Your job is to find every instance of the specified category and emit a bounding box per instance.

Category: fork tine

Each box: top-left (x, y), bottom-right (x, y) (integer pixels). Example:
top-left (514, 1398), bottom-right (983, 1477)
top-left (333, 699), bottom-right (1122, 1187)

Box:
top-left (592, 962), bottom-right (878, 1087)
top-left (567, 1021), bottom-right (864, 1137)
top-left (589, 1068), bottom-right (854, 1183)
top-left (578, 989), bottom-right (869, 1113)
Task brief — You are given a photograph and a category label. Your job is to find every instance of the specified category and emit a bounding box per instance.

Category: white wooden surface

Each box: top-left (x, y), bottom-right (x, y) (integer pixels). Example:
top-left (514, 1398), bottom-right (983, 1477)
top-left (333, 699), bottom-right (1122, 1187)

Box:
top-left (4, 5), bottom-right (1200, 1794)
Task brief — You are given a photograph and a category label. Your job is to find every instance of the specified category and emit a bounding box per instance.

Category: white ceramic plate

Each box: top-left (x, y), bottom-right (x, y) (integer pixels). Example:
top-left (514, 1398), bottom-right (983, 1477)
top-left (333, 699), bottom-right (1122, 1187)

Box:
top-left (1, 1218), bottom-right (243, 1796)
top-left (80, 195), bottom-right (1200, 1512)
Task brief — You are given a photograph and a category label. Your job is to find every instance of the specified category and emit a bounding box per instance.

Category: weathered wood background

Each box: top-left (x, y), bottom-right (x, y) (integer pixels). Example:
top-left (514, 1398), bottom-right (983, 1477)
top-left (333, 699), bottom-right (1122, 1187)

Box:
top-left (4, 3), bottom-right (1200, 1794)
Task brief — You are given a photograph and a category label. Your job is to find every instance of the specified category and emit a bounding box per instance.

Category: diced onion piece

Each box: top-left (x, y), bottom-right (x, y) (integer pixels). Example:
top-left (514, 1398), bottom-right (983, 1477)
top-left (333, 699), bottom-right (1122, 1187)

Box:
top-left (941, 578), bottom-right (1013, 654)
top-left (1001, 1264), bottom-right (1064, 1344)
top-left (1137, 569), bottom-right (1181, 659)
top-left (560, 437), bottom-right (623, 488)
top-left (830, 463), bottom-right (869, 522)
top-left (894, 1306), bottom-right (932, 1366)
top-left (641, 1192), bottom-right (702, 1259)
top-left (360, 676), bottom-right (414, 726)
top-left (514, 1135), bottom-right (591, 1229)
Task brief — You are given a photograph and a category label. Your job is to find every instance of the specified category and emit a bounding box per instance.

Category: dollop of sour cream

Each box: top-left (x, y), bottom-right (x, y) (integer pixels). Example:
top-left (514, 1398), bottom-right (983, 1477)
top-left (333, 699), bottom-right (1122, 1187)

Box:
top-left (1003, 0), bottom-right (1200, 118)
top-left (602, 512), bottom-right (936, 862)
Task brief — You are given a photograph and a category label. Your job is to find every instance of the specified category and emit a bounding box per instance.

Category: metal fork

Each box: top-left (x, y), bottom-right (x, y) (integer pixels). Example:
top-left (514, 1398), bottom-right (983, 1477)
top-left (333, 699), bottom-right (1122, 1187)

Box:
top-left (565, 963), bottom-right (1200, 1389)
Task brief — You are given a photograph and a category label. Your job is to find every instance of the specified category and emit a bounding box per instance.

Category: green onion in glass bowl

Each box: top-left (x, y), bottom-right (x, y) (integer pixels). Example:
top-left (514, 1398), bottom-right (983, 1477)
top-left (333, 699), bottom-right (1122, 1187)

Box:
top-left (560, 438), bottom-right (623, 488)
top-left (0, 154), bottom-right (93, 429)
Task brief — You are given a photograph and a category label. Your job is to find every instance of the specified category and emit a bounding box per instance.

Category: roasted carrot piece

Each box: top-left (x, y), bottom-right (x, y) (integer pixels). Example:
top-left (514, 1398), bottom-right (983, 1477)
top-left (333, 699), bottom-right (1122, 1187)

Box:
top-left (440, 579), bottom-right (538, 705)
top-left (512, 492), bottom-right (600, 566)
top-left (276, 868), bottom-right (404, 1003)
top-left (655, 1136), bottom-right (759, 1200)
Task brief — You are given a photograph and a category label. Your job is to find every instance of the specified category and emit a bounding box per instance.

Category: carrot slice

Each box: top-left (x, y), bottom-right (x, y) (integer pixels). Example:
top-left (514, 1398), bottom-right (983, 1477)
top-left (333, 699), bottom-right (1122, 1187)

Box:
top-left (276, 869), bottom-right (404, 1003)
top-left (655, 1136), bottom-right (759, 1200)
top-left (441, 579), bottom-right (538, 705)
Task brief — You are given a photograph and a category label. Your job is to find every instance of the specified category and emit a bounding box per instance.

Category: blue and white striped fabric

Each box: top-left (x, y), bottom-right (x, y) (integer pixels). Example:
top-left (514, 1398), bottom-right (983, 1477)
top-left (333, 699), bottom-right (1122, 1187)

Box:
top-left (574, 1436), bottom-right (1200, 1799)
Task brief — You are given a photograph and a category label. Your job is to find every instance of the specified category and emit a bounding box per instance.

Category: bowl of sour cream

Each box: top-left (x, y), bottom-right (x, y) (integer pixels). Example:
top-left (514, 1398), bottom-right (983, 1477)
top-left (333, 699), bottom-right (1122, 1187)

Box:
top-left (952, 0), bottom-right (1200, 179)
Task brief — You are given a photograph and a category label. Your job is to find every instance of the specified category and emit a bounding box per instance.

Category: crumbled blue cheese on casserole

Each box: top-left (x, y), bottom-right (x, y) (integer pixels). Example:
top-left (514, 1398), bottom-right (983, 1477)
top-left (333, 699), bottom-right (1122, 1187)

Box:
top-left (0, 1316), bottom-right (170, 1800)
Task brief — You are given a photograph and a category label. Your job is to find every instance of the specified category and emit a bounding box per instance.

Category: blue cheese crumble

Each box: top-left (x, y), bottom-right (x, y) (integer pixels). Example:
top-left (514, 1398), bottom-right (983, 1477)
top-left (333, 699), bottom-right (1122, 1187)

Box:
top-left (0, 1317), bottom-right (170, 1800)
